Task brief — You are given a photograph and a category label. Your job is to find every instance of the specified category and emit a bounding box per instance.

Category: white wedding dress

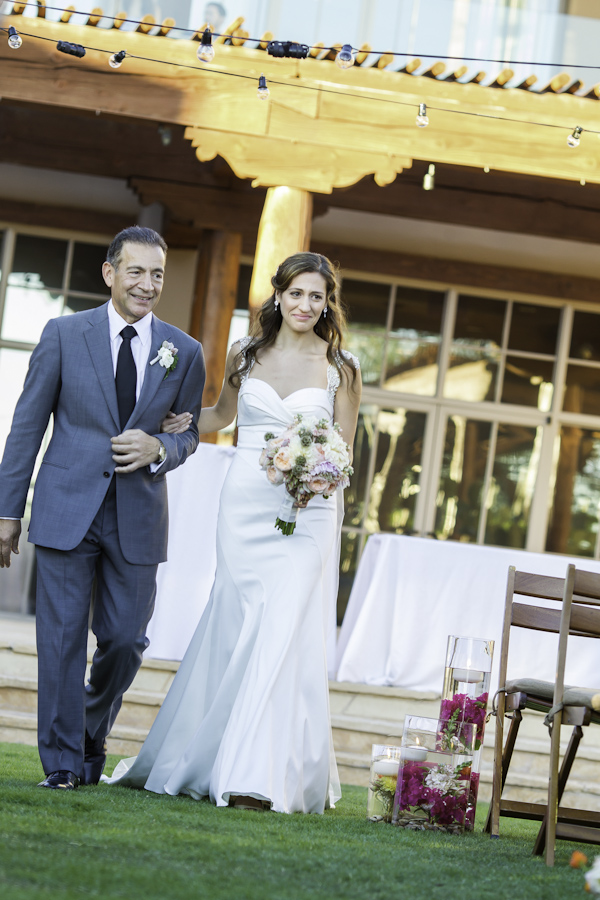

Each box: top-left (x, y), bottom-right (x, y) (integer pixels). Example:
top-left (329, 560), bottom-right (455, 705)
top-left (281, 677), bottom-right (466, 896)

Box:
top-left (104, 344), bottom-right (357, 813)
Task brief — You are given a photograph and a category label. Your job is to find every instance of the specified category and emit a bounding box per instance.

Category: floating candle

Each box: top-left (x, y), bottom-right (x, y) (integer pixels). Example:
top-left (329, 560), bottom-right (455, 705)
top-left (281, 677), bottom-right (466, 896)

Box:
top-left (452, 667), bottom-right (484, 684)
top-left (402, 745), bottom-right (428, 762)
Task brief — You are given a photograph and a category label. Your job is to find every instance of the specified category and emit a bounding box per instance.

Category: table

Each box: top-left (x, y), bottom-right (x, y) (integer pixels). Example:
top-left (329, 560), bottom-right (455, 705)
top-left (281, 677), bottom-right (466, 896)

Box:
top-left (145, 442), bottom-right (235, 661)
top-left (335, 534), bottom-right (600, 692)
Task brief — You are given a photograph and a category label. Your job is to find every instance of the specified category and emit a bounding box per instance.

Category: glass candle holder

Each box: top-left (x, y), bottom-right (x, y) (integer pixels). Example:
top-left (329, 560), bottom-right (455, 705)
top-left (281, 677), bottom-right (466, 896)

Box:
top-left (367, 743), bottom-right (402, 821)
top-left (441, 635), bottom-right (494, 829)
top-left (392, 715), bottom-right (476, 834)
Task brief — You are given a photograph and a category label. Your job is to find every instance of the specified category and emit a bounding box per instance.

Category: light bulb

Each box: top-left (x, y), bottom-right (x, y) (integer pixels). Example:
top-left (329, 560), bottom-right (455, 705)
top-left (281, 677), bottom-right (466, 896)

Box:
top-left (567, 126), bottom-right (582, 148)
top-left (335, 44), bottom-right (355, 69)
top-left (416, 102), bottom-right (429, 128)
top-left (257, 74), bottom-right (270, 101)
top-left (109, 50), bottom-right (127, 69)
top-left (423, 163), bottom-right (435, 191)
top-left (8, 27), bottom-right (22, 49)
top-left (196, 28), bottom-right (215, 63)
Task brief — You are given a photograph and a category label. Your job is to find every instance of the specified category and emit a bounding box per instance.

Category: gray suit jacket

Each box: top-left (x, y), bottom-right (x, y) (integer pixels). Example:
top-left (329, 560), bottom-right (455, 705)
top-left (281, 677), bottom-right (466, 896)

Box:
top-left (0, 302), bottom-right (205, 565)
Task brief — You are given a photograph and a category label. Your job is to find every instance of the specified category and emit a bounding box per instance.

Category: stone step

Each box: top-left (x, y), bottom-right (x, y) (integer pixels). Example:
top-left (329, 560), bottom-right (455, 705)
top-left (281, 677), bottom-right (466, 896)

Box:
top-left (2, 624), bottom-right (600, 805)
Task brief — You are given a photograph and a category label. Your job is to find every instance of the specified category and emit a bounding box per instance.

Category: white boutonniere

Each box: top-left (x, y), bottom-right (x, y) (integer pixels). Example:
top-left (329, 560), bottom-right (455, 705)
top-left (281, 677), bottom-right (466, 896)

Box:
top-left (150, 341), bottom-right (179, 378)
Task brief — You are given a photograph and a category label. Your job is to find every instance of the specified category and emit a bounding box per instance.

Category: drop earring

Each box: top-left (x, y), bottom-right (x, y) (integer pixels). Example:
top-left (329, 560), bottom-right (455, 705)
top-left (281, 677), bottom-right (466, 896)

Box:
top-left (323, 305), bottom-right (328, 318)
top-left (274, 298), bottom-right (279, 310)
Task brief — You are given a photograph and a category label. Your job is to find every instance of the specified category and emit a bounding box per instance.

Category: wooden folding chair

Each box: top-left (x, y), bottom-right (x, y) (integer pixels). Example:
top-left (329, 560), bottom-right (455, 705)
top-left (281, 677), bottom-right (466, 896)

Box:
top-left (484, 564), bottom-right (600, 865)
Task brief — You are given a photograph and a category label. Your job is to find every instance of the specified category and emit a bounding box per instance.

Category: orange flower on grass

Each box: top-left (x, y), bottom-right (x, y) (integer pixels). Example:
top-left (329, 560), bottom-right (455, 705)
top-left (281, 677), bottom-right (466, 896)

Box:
top-left (571, 851), bottom-right (589, 869)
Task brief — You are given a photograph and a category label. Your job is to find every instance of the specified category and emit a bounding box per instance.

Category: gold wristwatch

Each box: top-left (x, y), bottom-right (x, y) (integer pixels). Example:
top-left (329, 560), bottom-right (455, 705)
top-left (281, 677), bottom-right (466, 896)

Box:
top-left (157, 440), bottom-right (167, 464)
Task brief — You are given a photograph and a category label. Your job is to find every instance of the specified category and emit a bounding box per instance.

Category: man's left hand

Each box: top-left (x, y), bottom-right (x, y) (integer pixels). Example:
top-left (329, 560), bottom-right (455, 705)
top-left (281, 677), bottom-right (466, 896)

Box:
top-left (111, 430), bottom-right (162, 473)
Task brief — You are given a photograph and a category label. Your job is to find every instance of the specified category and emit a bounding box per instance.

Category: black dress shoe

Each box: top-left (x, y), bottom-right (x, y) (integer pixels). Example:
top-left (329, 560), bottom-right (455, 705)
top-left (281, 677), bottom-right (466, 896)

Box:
top-left (38, 770), bottom-right (79, 790)
top-left (82, 730), bottom-right (107, 785)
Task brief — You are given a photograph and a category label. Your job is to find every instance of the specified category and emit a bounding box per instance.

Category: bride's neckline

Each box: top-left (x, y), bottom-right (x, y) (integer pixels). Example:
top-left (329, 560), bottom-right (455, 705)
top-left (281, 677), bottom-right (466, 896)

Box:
top-left (246, 368), bottom-right (334, 403)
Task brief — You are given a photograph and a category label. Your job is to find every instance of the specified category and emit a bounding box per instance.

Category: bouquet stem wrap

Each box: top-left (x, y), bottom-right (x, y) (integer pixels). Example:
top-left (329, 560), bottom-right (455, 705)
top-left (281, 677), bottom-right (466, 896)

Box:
top-left (276, 491), bottom-right (297, 535)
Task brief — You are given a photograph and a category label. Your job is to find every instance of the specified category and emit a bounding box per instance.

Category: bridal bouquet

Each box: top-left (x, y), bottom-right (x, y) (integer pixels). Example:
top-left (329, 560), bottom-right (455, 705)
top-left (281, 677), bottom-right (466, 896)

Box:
top-left (260, 414), bottom-right (353, 535)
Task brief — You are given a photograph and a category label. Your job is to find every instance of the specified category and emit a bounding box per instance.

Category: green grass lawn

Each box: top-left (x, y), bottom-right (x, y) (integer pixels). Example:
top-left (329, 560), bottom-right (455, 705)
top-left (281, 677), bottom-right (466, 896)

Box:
top-left (0, 742), bottom-right (594, 900)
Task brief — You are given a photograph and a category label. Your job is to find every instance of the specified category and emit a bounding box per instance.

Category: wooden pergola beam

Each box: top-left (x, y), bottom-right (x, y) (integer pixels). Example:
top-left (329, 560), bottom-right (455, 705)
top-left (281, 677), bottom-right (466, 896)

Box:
top-left (1, 15), bottom-right (600, 192)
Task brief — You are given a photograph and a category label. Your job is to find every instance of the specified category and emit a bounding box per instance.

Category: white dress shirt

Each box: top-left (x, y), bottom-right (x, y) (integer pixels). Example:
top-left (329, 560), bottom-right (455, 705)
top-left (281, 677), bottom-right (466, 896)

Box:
top-left (107, 300), bottom-right (154, 401)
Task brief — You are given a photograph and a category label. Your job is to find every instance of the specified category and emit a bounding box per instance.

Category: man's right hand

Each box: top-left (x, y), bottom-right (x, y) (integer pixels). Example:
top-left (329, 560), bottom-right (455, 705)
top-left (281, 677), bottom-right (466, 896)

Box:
top-left (0, 519), bottom-right (21, 568)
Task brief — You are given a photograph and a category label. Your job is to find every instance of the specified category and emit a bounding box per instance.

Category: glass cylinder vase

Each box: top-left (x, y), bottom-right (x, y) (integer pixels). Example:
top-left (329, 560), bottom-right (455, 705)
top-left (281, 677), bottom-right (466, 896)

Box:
top-left (441, 635), bottom-right (494, 830)
top-left (367, 743), bottom-right (402, 821)
top-left (392, 715), bottom-right (476, 834)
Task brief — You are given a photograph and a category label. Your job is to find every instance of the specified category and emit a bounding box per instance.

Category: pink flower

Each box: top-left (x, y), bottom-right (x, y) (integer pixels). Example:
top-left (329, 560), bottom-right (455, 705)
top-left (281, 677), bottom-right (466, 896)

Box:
top-left (307, 476), bottom-right (330, 494)
top-left (273, 448), bottom-right (293, 471)
top-left (259, 447), bottom-right (271, 468)
top-left (266, 466), bottom-right (284, 484)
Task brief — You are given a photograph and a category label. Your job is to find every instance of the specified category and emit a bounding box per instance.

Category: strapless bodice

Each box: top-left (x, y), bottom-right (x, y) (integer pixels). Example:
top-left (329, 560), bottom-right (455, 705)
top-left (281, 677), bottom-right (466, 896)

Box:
top-left (237, 378), bottom-right (333, 452)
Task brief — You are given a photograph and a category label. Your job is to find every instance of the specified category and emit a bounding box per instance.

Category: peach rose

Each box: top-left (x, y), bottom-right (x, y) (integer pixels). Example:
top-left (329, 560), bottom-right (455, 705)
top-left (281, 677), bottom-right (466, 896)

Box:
top-left (267, 466), bottom-right (285, 484)
top-left (273, 448), bottom-right (293, 471)
top-left (307, 477), bottom-right (330, 494)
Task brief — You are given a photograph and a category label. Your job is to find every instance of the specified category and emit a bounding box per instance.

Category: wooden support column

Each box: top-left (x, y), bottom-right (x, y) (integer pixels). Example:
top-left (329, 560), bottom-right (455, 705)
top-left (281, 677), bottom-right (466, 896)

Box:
top-left (189, 230), bottom-right (242, 443)
top-left (248, 187), bottom-right (313, 313)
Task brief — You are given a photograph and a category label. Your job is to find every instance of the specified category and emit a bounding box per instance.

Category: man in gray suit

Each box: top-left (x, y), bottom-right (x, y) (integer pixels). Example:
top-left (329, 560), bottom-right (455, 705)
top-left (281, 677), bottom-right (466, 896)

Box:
top-left (0, 226), bottom-right (205, 789)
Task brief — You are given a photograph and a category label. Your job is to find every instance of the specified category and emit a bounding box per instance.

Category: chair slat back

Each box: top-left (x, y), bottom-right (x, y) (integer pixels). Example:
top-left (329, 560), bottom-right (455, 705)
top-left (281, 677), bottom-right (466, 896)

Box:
top-left (573, 569), bottom-right (600, 606)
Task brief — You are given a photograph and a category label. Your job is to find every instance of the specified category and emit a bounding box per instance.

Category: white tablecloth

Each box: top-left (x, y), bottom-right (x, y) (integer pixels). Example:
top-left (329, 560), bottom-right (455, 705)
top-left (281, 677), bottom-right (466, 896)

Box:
top-left (145, 443), bottom-right (235, 661)
top-left (335, 534), bottom-right (600, 692)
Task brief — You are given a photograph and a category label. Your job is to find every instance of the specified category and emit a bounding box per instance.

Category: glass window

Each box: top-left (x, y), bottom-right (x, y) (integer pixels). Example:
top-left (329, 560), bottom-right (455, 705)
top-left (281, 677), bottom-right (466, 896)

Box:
top-left (344, 407), bottom-right (377, 529)
top-left (546, 427), bottom-right (600, 557)
top-left (484, 424), bottom-right (540, 548)
top-left (563, 365), bottom-right (600, 415)
top-left (363, 407), bottom-right (427, 535)
top-left (9, 235), bottom-right (67, 290)
top-left (70, 242), bottom-right (110, 296)
top-left (1, 287), bottom-right (63, 344)
top-left (509, 303), bottom-right (559, 354)
top-left (570, 311), bottom-right (600, 362)
top-left (0, 230), bottom-right (4, 280)
top-left (444, 346), bottom-right (499, 402)
top-left (343, 279), bottom-right (390, 387)
top-left (434, 417), bottom-right (491, 542)
top-left (342, 279), bottom-right (390, 330)
top-left (453, 294), bottom-right (505, 346)
top-left (383, 287), bottom-right (444, 396)
top-left (501, 356), bottom-right (554, 409)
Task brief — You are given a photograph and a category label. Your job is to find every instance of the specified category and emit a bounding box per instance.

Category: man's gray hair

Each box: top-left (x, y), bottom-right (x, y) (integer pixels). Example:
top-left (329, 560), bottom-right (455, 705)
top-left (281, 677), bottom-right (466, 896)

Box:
top-left (106, 226), bottom-right (168, 270)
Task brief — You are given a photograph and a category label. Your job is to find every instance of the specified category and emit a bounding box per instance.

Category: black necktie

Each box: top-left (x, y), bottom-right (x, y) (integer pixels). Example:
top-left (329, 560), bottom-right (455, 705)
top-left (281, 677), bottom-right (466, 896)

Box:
top-left (115, 325), bottom-right (138, 430)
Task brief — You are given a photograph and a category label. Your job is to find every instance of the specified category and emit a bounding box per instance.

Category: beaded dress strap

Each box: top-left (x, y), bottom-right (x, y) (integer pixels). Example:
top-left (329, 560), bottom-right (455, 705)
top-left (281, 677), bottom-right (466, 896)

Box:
top-left (327, 350), bottom-right (361, 404)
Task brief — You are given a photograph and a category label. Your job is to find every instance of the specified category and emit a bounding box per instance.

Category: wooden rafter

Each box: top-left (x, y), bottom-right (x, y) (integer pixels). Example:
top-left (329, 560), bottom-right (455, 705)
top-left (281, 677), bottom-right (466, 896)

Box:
top-left (1, 15), bottom-right (600, 193)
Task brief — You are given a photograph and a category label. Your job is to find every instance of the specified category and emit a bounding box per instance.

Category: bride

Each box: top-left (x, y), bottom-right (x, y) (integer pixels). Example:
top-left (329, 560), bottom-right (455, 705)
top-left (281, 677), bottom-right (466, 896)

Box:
top-left (104, 251), bottom-right (361, 813)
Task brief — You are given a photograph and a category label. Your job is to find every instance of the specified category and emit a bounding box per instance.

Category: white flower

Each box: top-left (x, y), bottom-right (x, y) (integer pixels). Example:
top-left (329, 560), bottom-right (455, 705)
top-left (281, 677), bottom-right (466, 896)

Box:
top-left (424, 765), bottom-right (462, 795)
top-left (150, 341), bottom-right (179, 369)
top-left (586, 857), bottom-right (600, 895)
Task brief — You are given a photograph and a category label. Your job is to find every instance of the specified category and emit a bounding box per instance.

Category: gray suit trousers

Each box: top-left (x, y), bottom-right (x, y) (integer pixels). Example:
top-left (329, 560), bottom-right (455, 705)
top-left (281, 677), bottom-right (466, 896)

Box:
top-left (35, 477), bottom-right (158, 777)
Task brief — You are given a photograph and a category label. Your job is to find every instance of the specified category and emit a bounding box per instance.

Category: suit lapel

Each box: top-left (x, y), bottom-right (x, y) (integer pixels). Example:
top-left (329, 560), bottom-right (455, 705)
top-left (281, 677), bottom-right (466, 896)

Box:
top-left (83, 303), bottom-right (120, 431)
top-left (128, 317), bottom-right (173, 429)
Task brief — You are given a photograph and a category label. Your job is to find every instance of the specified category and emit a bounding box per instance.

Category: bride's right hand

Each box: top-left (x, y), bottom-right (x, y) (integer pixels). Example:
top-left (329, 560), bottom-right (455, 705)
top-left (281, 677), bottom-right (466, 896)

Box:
top-left (161, 411), bottom-right (193, 434)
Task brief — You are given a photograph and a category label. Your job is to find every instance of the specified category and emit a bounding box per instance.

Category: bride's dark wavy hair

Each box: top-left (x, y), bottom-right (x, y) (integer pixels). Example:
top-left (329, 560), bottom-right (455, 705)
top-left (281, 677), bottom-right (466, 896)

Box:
top-left (230, 251), bottom-right (357, 388)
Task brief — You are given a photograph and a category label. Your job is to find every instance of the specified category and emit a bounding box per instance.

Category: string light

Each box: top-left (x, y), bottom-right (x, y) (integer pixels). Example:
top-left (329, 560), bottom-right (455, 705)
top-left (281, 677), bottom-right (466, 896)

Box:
top-left (567, 125), bottom-right (582, 148)
top-left (56, 40), bottom-right (86, 58)
top-left (416, 102), bottom-right (429, 128)
top-left (257, 74), bottom-right (270, 100)
top-left (3, 17), bottom-right (599, 150)
top-left (196, 28), bottom-right (214, 63)
top-left (7, 26), bottom-right (22, 49)
top-left (10, 0), bottom-right (600, 73)
top-left (335, 44), bottom-right (355, 69)
top-left (423, 164), bottom-right (435, 190)
top-left (109, 50), bottom-right (127, 68)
